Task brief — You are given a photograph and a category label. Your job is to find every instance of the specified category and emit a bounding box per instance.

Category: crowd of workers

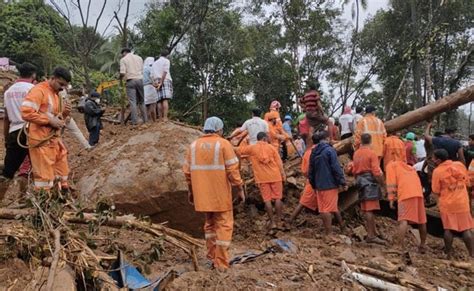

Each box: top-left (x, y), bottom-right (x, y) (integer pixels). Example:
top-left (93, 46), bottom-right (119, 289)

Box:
top-left (1, 58), bottom-right (473, 273)
top-left (1, 46), bottom-right (173, 189)
top-left (184, 85), bottom-right (474, 271)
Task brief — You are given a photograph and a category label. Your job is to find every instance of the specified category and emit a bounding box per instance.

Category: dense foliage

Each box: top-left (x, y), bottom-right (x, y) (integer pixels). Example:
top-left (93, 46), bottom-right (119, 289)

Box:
top-left (1, 0), bottom-right (472, 133)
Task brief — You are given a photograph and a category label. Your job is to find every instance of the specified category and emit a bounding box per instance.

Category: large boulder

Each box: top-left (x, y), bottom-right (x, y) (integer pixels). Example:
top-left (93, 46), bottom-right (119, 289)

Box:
top-left (73, 122), bottom-right (204, 236)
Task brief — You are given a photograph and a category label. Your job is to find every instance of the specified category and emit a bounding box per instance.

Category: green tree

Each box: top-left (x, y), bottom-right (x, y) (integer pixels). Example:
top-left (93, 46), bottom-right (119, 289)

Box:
top-left (0, 0), bottom-right (68, 75)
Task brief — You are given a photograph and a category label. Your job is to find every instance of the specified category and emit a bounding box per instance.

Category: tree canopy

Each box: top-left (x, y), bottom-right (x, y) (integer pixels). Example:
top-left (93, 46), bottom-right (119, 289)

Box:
top-left (1, 0), bottom-right (472, 133)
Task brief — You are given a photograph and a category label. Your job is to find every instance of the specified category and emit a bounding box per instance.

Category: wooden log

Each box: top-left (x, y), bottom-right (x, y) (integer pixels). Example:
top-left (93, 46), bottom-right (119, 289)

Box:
top-left (334, 85), bottom-right (474, 155)
top-left (46, 229), bottom-right (61, 291)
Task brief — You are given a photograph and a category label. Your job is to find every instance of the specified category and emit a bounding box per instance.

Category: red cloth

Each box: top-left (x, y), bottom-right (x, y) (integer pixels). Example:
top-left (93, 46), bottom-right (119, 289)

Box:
top-left (18, 156), bottom-right (31, 177)
top-left (316, 188), bottom-right (338, 213)
top-left (301, 90), bottom-right (320, 112)
top-left (259, 182), bottom-right (283, 202)
top-left (298, 117), bottom-right (310, 136)
top-left (361, 200), bottom-right (380, 212)
top-left (398, 197), bottom-right (427, 224)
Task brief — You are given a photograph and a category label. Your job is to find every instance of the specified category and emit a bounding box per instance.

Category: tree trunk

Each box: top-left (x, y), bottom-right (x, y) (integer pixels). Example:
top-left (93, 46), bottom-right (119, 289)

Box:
top-left (341, 0), bottom-right (360, 112)
top-left (424, 0), bottom-right (433, 105)
top-left (334, 85), bottom-right (474, 154)
top-left (82, 58), bottom-right (92, 93)
top-left (410, 0), bottom-right (422, 109)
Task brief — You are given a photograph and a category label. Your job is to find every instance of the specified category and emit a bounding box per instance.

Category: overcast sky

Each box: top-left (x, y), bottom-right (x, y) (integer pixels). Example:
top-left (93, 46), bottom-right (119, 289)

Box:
top-left (61, 0), bottom-right (390, 37)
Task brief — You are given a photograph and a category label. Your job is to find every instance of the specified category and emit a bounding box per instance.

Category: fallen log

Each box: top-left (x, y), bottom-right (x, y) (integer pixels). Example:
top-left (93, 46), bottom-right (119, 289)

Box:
top-left (340, 260), bottom-right (410, 291)
top-left (334, 85), bottom-right (474, 155)
top-left (46, 229), bottom-right (61, 291)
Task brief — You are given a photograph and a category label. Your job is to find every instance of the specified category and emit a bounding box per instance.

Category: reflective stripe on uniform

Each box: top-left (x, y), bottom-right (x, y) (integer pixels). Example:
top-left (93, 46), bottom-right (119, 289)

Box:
top-left (34, 181), bottom-right (53, 187)
top-left (191, 165), bottom-right (225, 170)
top-left (214, 141), bottom-right (221, 165)
top-left (22, 101), bottom-right (40, 111)
top-left (362, 118), bottom-right (384, 135)
top-left (48, 94), bottom-right (54, 113)
top-left (205, 232), bottom-right (217, 239)
top-left (225, 157), bottom-right (239, 166)
top-left (190, 140), bottom-right (227, 171)
top-left (216, 240), bottom-right (231, 247)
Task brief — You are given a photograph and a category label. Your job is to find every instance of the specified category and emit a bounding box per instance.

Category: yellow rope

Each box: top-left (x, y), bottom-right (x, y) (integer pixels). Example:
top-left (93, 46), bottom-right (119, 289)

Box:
top-left (17, 123), bottom-right (59, 149)
top-left (17, 93), bottom-right (65, 149)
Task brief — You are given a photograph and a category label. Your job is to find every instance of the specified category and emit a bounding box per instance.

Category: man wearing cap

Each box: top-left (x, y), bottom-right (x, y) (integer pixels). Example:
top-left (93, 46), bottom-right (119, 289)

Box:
top-left (84, 92), bottom-right (105, 146)
top-left (183, 117), bottom-right (245, 270)
top-left (354, 105), bottom-right (387, 160)
top-left (119, 48), bottom-right (148, 125)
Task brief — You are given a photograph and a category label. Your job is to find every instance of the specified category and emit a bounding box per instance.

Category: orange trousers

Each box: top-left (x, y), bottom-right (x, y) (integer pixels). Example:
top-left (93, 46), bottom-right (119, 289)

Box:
top-left (204, 210), bottom-right (233, 269)
top-left (29, 138), bottom-right (69, 190)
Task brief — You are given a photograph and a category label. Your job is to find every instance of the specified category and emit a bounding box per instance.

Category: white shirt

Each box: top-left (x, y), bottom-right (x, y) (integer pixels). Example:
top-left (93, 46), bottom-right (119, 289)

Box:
top-left (413, 160), bottom-right (424, 172)
top-left (241, 117), bottom-right (269, 145)
top-left (120, 53), bottom-right (143, 80)
top-left (353, 113), bottom-right (363, 127)
top-left (339, 113), bottom-right (354, 136)
top-left (415, 140), bottom-right (427, 159)
top-left (4, 81), bottom-right (34, 133)
top-left (151, 56), bottom-right (172, 82)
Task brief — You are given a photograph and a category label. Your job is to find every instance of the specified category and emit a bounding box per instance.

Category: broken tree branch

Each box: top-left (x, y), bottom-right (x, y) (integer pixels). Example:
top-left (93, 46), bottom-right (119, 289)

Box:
top-left (46, 229), bottom-right (61, 291)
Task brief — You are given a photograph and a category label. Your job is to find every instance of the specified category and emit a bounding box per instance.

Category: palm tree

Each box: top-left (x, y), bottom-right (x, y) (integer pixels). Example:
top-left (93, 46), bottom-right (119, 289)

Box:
top-left (341, 0), bottom-right (368, 111)
top-left (94, 38), bottom-right (122, 75)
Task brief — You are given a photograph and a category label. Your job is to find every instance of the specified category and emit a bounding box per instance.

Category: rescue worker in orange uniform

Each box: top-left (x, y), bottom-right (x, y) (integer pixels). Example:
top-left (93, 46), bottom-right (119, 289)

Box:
top-left (289, 133), bottom-right (319, 223)
top-left (20, 67), bottom-right (72, 191)
top-left (238, 132), bottom-right (286, 232)
top-left (386, 160), bottom-right (428, 252)
top-left (264, 100), bottom-right (283, 128)
top-left (431, 149), bottom-right (474, 258)
top-left (266, 110), bottom-right (289, 151)
top-left (469, 160), bottom-right (474, 212)
top-left (354, 105), bottom-right (386, 160)
top-left (183, 117), bottom-right (244, 270)
top-left (351, 133), bottom-right (385, 244)
top-left (383, 132), bottom-right (407, 171)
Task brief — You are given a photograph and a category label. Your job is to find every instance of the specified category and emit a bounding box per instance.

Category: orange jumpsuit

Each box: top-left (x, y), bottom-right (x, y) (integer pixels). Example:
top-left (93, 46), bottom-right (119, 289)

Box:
top-left (386, 161), bottom-right (427, 224)
top-left (239, 141), bottom-right (283, 202)
top-left (468, 160), bottom-right (474, 198)
top-left (354, 114), bottom-right (387, 158)
top-left (266, 111), bottom-right (289, 150)
top-left (20, 81), bottom-right (69, 190)
top-left (182, 134), bottom-right (243, 269)
top-left (300, 145), bottom-right (317, 210)
top-left (352, 146), bottom-right (382, 211)
top-left (432, 160), bottom-right (473, 232)
top-left (383, 135), bottom-right (407, 170)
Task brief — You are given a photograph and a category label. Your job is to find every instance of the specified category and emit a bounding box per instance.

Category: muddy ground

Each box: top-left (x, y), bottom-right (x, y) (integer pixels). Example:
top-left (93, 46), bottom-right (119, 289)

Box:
top-left (0, 113), bottom-right (473, 290)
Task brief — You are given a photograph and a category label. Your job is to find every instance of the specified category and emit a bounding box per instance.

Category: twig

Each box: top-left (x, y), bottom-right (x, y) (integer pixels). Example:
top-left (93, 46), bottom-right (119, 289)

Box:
top-left (298, 263), bottom-right (316, 283)
top-left (46, 229), bottom-right (61, 291)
